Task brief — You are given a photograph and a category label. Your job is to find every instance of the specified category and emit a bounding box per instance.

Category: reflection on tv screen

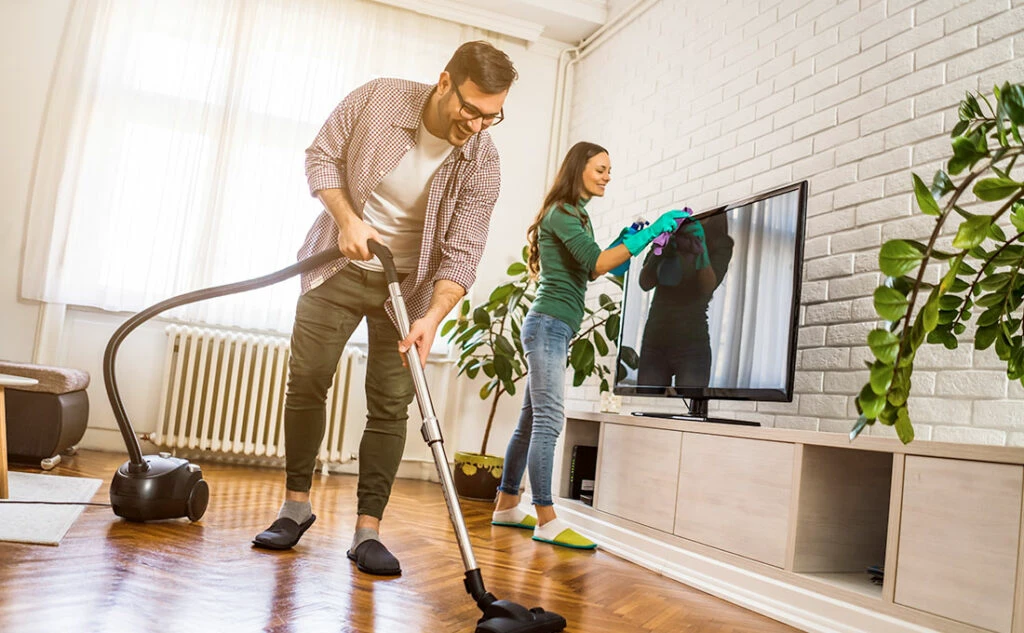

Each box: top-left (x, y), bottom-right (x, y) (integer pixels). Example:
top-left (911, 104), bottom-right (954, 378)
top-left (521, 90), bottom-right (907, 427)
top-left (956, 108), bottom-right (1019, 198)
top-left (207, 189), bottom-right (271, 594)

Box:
top-left (614, 185), bottom-right (803, 399)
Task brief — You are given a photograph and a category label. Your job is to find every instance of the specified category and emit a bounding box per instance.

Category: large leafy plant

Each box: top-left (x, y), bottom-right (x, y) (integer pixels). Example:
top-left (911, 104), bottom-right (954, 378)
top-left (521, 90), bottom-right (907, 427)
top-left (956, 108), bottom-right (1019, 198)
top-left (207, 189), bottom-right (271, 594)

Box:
top-left (442, 246), bottom-right (624, 455)
top-left (853, 82), bottom-right (1024, 444)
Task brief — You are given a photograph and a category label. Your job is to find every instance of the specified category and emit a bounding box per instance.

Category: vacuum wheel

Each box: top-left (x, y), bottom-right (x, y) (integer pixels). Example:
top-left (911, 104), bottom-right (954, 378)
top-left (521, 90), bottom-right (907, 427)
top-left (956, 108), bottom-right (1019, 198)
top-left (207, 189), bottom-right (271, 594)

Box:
top-left (187, 479), bottom-right (210, 522)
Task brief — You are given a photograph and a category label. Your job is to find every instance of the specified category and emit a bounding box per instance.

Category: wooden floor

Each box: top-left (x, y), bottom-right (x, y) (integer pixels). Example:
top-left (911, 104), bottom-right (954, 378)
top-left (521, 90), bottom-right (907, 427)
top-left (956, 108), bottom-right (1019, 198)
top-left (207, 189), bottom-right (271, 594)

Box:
top-left (0, 451), bottom-right (798, 633)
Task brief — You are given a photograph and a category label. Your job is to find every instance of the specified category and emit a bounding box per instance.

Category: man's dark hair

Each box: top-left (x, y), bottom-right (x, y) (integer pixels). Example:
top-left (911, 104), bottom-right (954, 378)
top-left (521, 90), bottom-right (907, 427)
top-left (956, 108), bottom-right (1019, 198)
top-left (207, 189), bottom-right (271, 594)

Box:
top-left (445, 41), bottom-right (518, 94)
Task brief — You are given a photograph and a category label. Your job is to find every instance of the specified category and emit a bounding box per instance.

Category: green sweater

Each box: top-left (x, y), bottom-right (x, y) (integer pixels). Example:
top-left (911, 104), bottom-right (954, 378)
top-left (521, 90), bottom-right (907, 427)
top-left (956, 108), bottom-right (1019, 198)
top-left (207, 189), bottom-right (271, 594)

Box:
top-left (531, 200), bottom-right (603, 333)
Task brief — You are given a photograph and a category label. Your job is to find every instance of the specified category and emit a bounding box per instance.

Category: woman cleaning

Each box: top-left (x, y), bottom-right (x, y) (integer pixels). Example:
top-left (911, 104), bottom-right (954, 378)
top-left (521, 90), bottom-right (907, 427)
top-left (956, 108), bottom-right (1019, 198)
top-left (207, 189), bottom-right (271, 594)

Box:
top-left (491, 141), bottom-right (687, 549)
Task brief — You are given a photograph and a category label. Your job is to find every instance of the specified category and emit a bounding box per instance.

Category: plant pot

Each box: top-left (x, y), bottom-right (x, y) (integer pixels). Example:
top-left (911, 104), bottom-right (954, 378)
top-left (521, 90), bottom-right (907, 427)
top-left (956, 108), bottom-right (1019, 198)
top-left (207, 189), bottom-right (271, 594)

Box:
top-left (453, 451), bottom-right (503, 501)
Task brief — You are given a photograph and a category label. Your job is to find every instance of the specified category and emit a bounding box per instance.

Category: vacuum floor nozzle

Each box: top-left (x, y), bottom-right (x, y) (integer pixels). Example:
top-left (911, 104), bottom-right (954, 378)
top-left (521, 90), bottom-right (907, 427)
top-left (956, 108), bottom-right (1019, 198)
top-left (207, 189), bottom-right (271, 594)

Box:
top-left (475, 600), bottom-right (567, 633)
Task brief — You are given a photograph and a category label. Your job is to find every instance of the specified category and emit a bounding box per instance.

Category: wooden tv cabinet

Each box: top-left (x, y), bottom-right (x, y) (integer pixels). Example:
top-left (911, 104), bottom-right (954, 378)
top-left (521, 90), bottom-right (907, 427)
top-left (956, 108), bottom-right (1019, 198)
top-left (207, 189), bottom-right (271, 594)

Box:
top-left (554, 411), bottom-right (1024, 633)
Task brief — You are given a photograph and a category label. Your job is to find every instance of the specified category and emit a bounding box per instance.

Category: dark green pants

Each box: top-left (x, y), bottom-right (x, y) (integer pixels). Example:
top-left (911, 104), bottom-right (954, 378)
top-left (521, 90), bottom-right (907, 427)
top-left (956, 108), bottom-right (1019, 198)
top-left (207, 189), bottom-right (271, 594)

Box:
top-left (284, 265), bottom-right (414, 519)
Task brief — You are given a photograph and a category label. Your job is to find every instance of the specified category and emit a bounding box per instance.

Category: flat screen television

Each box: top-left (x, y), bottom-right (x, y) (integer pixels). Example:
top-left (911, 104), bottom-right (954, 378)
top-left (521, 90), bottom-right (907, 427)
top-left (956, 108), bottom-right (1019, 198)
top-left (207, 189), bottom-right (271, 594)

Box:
top-left (613, 181), bottom-right (808, 426)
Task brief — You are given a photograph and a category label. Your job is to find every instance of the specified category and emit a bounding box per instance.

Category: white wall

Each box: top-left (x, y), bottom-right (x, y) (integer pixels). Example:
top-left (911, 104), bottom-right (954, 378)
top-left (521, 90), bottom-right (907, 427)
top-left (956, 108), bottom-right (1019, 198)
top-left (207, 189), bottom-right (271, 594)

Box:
top-left (0, 0), bottom-right (71, 360)
top-left (0, 0), bottom-right (560, 458)
top-left (567, 0), bottom-right (1024, 445)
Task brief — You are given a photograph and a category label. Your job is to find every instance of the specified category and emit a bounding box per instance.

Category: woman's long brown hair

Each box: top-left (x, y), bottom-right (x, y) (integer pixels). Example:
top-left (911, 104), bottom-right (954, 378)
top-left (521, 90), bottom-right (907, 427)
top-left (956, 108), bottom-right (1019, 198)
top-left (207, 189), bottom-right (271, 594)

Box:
top-left (526, 141), bottom-right (609, 277)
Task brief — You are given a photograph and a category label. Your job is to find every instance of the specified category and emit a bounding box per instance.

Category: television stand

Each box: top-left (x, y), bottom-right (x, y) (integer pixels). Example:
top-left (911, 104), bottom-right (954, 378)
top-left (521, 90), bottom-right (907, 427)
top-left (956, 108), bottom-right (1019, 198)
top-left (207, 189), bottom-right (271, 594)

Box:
top-left (630, 411), bottom-right (760, 427)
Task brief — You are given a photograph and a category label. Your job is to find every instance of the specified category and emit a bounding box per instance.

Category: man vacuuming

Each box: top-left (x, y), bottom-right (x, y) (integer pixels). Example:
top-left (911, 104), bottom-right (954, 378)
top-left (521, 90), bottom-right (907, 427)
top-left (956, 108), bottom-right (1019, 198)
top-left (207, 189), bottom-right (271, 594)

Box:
top-left (253, 41), bottom-right (517, 577)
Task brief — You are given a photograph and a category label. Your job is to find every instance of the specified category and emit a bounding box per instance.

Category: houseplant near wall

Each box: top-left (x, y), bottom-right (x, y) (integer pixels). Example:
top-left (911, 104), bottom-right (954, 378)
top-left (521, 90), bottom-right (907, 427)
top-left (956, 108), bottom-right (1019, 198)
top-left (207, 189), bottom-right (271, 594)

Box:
top-left (442, 246), bottom-right (626, 499)
top-left (853, 82), bottom-right (1024, 444)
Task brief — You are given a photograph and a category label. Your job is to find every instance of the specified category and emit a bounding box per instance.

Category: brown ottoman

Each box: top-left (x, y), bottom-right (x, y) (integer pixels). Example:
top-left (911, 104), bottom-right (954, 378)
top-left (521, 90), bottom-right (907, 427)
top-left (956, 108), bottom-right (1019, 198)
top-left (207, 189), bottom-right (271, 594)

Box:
top-left (0, 360), bottom-right (90, 470)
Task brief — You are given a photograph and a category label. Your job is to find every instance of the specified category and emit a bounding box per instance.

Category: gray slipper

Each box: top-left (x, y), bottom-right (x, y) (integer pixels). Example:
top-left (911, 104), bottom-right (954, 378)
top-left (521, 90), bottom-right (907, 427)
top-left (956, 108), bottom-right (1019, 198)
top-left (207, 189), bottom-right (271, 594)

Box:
top-left (252, 514), bottom-right (316, 550)
top-left (346, 539), bottom-right (402, 576)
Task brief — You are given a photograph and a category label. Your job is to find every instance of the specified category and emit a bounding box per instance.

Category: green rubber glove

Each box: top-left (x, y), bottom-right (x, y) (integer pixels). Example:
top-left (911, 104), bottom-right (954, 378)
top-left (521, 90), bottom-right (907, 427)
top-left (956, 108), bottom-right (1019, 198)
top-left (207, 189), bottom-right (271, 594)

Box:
top-left (606, 223), bottom-right (645, 276)
top-left (622, 210), bottom-right (689, 255)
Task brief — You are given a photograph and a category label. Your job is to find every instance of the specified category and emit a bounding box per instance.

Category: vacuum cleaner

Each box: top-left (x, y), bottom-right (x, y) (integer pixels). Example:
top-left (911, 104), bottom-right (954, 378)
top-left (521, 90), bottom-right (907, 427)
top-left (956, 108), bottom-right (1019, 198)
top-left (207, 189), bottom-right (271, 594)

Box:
top-left (103, 242), bottom-right (568, 633)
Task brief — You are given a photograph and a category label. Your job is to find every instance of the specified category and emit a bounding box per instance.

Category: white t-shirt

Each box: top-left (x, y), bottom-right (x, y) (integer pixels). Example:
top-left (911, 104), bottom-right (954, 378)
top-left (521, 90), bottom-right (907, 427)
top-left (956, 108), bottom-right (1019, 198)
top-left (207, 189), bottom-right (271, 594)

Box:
top-left (353, 119), bottom-right (453, 273)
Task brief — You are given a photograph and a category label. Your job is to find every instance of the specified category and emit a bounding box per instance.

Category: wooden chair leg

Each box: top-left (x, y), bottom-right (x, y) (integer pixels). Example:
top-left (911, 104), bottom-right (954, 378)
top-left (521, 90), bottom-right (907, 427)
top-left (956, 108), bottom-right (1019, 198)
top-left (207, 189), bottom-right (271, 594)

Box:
top-left (0, 387), bottom-right (8, 499)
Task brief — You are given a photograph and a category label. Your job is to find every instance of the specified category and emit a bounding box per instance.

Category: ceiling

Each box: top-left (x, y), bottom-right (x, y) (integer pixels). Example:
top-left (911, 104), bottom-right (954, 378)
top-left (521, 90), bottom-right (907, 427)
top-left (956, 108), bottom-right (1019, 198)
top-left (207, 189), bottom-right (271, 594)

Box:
top-left (372, 0), bottom-right (611, 45)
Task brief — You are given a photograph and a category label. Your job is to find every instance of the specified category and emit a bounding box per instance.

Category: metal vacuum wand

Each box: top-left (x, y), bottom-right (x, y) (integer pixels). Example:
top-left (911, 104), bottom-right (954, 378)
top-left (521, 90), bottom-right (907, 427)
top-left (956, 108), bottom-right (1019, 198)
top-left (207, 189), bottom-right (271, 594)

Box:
top-left (367, 241), bottom-right (567, 633)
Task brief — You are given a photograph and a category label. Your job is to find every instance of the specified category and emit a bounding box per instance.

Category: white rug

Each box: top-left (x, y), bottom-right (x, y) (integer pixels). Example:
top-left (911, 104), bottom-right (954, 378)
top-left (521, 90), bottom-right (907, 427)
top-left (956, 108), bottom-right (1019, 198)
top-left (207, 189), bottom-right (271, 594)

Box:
top-left (0, 472), bottom-right (103, 545)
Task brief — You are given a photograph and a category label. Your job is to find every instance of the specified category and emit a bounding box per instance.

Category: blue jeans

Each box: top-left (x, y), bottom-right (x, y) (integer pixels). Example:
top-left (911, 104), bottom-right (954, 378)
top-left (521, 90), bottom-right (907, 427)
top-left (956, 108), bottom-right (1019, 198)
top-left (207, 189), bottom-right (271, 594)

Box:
top-left (499, 311), bottom-right (574, 507)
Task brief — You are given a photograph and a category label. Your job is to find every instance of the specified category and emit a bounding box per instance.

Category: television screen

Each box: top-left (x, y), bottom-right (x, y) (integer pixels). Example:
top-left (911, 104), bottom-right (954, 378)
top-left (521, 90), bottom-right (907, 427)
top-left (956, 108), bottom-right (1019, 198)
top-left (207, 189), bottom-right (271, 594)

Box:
top-left (613, 181), bottom-right (807, 407)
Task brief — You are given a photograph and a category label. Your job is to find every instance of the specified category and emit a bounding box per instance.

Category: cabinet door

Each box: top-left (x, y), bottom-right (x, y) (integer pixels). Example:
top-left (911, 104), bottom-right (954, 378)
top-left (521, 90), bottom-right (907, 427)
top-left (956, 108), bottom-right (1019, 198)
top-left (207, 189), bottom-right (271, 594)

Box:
top-left (895, 456), bottom-right (1022, 633)
top-left (674, 434), bottom-right (795, 568)
top-left (595, 423), bottom-right (683, 533)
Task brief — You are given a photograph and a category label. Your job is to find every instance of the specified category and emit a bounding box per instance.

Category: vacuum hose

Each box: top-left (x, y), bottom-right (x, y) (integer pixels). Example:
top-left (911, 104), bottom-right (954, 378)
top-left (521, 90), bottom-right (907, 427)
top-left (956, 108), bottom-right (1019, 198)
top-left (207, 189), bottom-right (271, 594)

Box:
top-left (103, 247), bottom-right (342, 472)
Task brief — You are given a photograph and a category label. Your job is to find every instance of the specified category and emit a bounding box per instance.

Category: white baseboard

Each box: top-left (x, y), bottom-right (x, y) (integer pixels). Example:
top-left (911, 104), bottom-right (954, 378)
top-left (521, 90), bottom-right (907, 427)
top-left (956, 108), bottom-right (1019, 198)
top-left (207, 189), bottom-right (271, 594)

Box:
top-left (554, 502), bottom-right (939, 633)
top-left (79, 427), bottom-right (444, 482)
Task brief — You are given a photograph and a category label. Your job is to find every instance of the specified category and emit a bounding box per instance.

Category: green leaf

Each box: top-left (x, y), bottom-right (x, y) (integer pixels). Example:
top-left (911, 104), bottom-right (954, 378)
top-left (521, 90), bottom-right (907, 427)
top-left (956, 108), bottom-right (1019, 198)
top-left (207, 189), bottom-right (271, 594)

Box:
top-left (1009, 347), bottom-right (1024, 381)
top-left (1001, 82), bottom-right (1024, 125)
top-left (976, 323), bottom-right (1000, 350)
top-left (937, 309), bottom-right (958, 325)
top-left (921, 293), bottom-right (940, 332)
top-left (907, 319), bottom-right (925, 356)
top-left (572, 369), bottom-right (587, 387)
top-left (869, 362), bottom-right (894, 395)
top-left (978, 307), bottom-right (1002, 327)
top-left (966, 92), bottom-right (983, 116)
top-left (950, 119), bottom-right (970, 138)
top-left (939, 256), bottom-right (963, 294)
top-left (461, 300), bottom-right (470, 316)
top-left (878, 402), bottom-right (899, 426)
top-left (954, 322), bottom-right (967, 335)
top-left (952, 215), bottom-right (993, 250)
top-left (927, 328), bottom-right (958, 349)
top-left (605, 313), bottom-right (621, 341)
top-left (993, 245), bottom-right (1024, 267)
top-left (912, 173), bottom-right (940, 216)
top-left (879, 240), bottom-right (925, 277)
top-left (895, 407), bottom-right (915, 444)
top-left (489, 283), bottom-right (515, 304)
top-left (1011, 203), bottom-right (1024, 233)
top-left (858, 384), bottom-right (885, 419)
top-left (974, 177), bottom-right (1023, 201)
top-left (494, 334), bottom-right (516, 357)
top-left (494, 355), bottom-right (513, 382)
top-left (932, 170), bottom-right (955, 198)
top-left (949, 135), bottom-right (986, 175)
top-left (980, 272), bottom-right (1013, 292)
top-left (506, 262), bottom-right (527, 276)
top-left (440, 319), bottom-right (457, 337)
top-left (874, 286), bottom-right (909, 321)
top-left (479, 380), bottom-right (496, 400)
top-left (996, 330), bottom-right (1013, 360)
top-left (938, 294), bottom-right (964, 310)
top-left (593, 332), bottom-right (609, 357)
top-left (989, 222), bottom-right (1007, 242)
top-left (598, 293), bottom-right (615, 310)
top-left (868, 329), bottom-right (900, 365)
top-left (569, 339), bottom-right (595, 376)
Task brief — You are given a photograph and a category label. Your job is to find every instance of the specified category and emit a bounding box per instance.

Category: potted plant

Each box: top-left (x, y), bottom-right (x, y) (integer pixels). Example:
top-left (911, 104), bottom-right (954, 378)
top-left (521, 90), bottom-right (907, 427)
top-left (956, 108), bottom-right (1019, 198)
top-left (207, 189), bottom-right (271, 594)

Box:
top-left (853, 82), bottom-right (1024, 444)
top-left (442, 246), bottom-right (626, 499)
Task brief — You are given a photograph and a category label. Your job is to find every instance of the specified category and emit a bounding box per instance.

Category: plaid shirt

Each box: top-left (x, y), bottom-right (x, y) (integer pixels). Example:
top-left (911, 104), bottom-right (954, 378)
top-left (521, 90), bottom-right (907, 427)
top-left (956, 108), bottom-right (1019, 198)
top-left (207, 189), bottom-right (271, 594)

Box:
top-left (300, 78), bottom-right (501, 323)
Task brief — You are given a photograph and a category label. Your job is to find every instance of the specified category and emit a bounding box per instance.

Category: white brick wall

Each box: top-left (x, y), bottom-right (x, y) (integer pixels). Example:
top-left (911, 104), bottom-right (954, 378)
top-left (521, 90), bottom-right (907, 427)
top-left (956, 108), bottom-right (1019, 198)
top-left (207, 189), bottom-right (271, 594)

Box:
top-left (567, 0), bottom-right (1024, 445)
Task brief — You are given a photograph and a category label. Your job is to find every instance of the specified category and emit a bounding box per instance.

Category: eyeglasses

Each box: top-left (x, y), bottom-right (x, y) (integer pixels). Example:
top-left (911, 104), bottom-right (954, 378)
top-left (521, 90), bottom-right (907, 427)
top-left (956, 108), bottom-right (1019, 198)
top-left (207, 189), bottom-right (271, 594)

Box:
top-left (452, 82), bottom-right (504, 127)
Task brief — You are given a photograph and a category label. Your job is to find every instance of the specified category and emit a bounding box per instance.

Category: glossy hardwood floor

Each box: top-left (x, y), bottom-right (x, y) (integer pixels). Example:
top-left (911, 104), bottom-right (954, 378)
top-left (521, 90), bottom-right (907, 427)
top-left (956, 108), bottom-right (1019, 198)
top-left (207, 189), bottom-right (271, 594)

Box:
top-left (0, 451), bottom-right (798, 633)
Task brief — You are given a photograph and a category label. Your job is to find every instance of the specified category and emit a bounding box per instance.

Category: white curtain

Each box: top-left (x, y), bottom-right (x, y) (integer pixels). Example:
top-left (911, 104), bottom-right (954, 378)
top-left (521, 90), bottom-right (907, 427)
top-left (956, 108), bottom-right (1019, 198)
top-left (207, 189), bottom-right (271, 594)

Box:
top-left (23, 0), bottom-right (482, 332)
top-left (706, 190), bottom-right (800, 390)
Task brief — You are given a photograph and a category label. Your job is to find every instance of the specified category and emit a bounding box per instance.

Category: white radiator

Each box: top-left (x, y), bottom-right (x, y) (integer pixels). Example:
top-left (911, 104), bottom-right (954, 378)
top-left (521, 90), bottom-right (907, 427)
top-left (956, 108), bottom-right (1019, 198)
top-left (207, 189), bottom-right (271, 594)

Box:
top-left (154, 325), bottom-right (367, 464)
